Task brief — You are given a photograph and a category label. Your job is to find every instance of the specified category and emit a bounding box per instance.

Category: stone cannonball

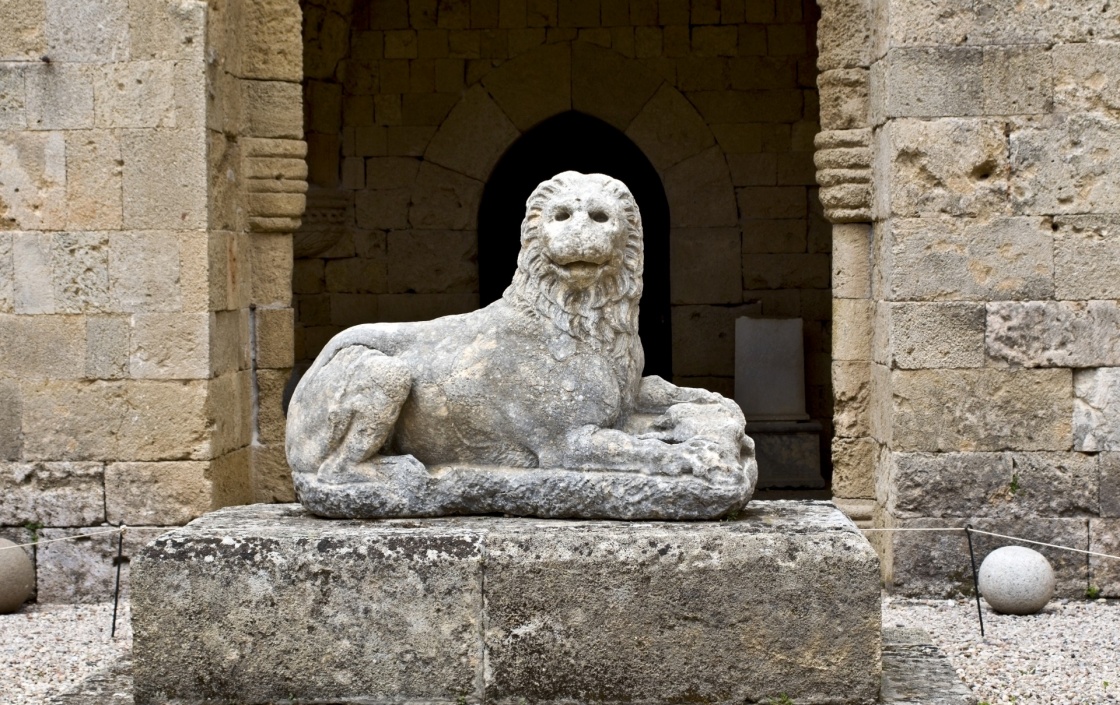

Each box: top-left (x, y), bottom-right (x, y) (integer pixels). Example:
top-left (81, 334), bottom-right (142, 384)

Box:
top-left (977, 545), bottom-right (1055, 615)
top-left (0, 538), bottom-right (35, 614)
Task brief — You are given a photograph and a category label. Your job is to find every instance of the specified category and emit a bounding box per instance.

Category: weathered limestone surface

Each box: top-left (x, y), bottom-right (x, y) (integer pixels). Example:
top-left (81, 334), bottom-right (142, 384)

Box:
top-left (880, 629), bottom-right (975, 705)
top-left (132, 502), bottom-right (882, 705)
top-left (1074, 368), bottom-right (1120, 451)
top-left (881, 451), bottom-right (1098, 520)
top-left (888, 369), bottom-right (1072, 452)
top-left (287, 174), bottom-right (756, 520)
top-left (987, 301), bottom-right (1120, 368)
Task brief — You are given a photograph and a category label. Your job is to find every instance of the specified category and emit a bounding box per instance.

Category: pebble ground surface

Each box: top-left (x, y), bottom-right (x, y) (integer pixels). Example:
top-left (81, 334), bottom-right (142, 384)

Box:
top-left (884, 596), bottom-right (1120, 705)
top-left (2, 602), bottom-right (131, 705)
top-left (2, 597), bottom-right (1118, 704)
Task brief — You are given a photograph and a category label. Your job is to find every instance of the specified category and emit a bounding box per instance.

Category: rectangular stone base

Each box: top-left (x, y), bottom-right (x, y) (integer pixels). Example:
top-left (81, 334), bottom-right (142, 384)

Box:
top-left (132, 501), bottom-right (881, 705)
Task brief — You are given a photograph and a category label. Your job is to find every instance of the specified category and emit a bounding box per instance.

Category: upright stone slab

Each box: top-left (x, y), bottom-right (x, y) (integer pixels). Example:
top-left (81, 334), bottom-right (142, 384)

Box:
top-left (132, 502), bottom-right (881, 705)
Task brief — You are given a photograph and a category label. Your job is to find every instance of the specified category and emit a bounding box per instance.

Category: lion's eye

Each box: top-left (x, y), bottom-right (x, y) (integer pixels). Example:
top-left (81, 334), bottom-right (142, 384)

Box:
top-left (590, 210), bottom-right (609, 223)
top-left (555, 210), bottom-right (570, 221)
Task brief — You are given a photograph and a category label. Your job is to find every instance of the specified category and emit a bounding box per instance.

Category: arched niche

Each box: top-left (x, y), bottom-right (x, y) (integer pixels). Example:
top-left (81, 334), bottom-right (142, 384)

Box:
top-left (476, 111), bottom-right (673, 379)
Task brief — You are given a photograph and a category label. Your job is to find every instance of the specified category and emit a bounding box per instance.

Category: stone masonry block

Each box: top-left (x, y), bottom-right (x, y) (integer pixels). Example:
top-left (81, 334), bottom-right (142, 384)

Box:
top-left (882, 0), bottom-right (1120, 46)
top-left (50, 232), bottom-right (110, 313)
top-left (132, 503), bottom-right (880, 705)
top-left (243, 80), bottom-right (304, 138)
top-left (208, 371), bottom-right (252, 457)
top-left (0, 380), bottom-right (21, 460)
top-left (44, 0), bottom-right (127, 61)
top-left (0, 462), bottom-right (105, 526)
top-left (21, 379), bottom-right (210, 461)
top-left (0, 67), bottom-right (28, 127)
top-left (987, 301), bottom-right (1120, 368)
top-left (885, 451), bottom-right (1097, 521)
top-left (1090, 519), bottom-right (1120, 598)
top-left (818, 68), bottom-right (869, 131)
top-left (876, 47), bottom-right (982, 119)
top-left (209, 447), bottom-right (253, 509)
top-left (1102, 453), bottom-right (1120, 518)
top-left (664, 146), bottom-right (738, 228)
top-left (572, 42), bottom-right (662, 130)
top-left (1074, 367), bottom-right (1120, 452)
top-left (832, 298), bottom-right (872, 361)
top-left (815, 0), bottom-right (872, 71)
top-left (105, 461), bottom-right (213, 526)
top-left (256, 368), bottom-right (289, 445)
top-left (238, 0), bottom-right (303, 81)
top-left (670, 303), bottom-right (760, 377)
top-left (424, 85), bottom-right (519, 181)
top-left (128, 0), bottom-right (205, 61)
top-left (883, 515), bottom-right (1089, 598)
top-left (251, 444), bottom-right (296, 503)
top-left (983, 45), bottom-right (1052, 115)
top-left (879, 119), bottom-right (1009, 219)
top-left (0, 314), bottom-right (85, 379)
top-left (86, 315), bottom-right (130, 379)
top-left (890, 369), bottom-right (1072, 453)
top-left (1054, 215), bottom-right (1120, 300)
top-left (881, 217), bottom-right (1053, 301)
top-left (669, 228), bottom-right (741, 304)
top-left (1, 132), bottom-right (66, 232)
top-left (1054, 42), bottom-right (1120, 114)
top-left (0, 0), bottom-right (45, 60)
top-left (884, 452), bottom-right (1012, 520)
top-left (482, 43), bottom-right (570, 131)
top-left (832, 223), bottom-right (870, 299)
top-left (626, 84), bottom-right (715, 173)
top-left (209, 309), bottom-right (249, 377)
top-left (887, 302), bottom-right (984, 369)
top-left (37, 526), bottom-right (168, 603)
top-left (93, 61), bottom-right (177, 129)
top-left (250, 234), bottom-right (294, 307)
top-left (16, 243), bottom-right (53, 325)
top-left (1010, 114), bottom-right (1120, 216)
top-left (256, 306), bottom-right (295, 369)
top-left (833, 360), bottom-right (870, 438)
top-left (0, 233), bottom-right (11, 313)
top-left (122, 129), bottom-right (207, 230)
top-left (831, 437), bottom-right (876, 499)
top-left (409, 162), bottom-right (483, 230)
top-left (65, 130), bottom-right (123, 230)
top-left (24, 63), bottom-right (94, 130)
top-left (130, 313), bottom-right (210, 379)
top-left (108, 231), bottom-right (182, 312)
top-left (386, 230), bottom-right (478, 294)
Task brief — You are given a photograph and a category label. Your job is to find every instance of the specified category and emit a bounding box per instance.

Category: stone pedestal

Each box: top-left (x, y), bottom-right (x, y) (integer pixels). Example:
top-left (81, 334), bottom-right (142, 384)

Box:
top-left (750, 420), bottom-right (827, 489)
top-left (132, 502), bottom-right (881, 705)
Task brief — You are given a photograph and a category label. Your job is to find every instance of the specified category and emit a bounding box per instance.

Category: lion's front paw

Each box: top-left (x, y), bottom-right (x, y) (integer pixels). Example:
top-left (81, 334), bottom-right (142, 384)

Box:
top-left (658, 438), bottom-right (729, 480)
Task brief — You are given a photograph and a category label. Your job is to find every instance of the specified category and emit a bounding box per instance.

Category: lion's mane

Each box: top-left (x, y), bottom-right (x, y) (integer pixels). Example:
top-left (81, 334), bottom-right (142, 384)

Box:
top-left (503, 171), bottom-right (645, 401)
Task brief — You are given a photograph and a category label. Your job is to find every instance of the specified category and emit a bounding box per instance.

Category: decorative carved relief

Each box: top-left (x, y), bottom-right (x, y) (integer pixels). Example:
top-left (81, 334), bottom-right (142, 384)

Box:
top-left (243, 137), bottom-right (309, 234)
top-left (293, 189), bottom-right (350, 258)
top-left (814, 128), bottom-right (872, 224)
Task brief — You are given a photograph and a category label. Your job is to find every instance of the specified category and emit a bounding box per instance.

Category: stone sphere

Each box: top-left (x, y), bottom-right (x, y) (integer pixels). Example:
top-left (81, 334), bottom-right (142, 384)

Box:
top-left (978, 545), bottom-right (1055, 615)
top-left (0, 538), bottom-right (34, 614)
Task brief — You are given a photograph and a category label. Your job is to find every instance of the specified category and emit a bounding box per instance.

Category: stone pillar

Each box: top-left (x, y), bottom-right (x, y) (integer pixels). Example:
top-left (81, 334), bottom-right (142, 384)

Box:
top-left (0, 0), bottom-right (306, 600)
top-left (857, 0), bottom-right (1117, 596)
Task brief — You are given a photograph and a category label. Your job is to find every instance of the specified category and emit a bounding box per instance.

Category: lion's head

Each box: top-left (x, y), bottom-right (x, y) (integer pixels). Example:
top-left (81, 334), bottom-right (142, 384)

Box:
top-left (503, 171), bottom-right (645, 394)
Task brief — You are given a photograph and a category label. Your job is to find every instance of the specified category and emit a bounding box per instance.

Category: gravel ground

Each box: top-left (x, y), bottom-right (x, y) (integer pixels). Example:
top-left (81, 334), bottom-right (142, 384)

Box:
top-left (885, 596), bottom-right (1120, 705)
top-left (2, 597), bottom-right (1118, 704)
top-left (1, 602), bottom-right (131, 705)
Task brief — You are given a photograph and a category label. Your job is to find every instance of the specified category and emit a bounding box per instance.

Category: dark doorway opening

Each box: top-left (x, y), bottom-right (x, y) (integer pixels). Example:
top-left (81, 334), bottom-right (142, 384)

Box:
top-left (477, 111), bottom-right (672, 379)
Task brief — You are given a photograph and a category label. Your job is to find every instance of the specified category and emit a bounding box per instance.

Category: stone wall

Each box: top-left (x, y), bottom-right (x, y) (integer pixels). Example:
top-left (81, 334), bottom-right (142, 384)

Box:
top-left (293, 0), bottom-right (833, 451)
top-left (815, 0), bottom-right (1120, 597)
top-left (0, 0), bottom-right (303, 601)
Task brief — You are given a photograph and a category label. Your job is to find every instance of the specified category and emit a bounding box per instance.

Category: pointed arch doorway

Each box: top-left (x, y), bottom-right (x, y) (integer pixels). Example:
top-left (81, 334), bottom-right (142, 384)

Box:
top-left (477, 111), bottom-right (673, 379)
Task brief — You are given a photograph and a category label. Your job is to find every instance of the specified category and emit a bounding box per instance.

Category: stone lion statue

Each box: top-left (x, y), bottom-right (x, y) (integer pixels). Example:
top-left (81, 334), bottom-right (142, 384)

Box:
top-left (286, 171), bottom-right (756, 520)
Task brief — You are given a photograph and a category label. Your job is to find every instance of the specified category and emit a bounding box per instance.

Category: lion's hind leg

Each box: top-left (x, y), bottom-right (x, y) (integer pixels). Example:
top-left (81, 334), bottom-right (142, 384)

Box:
top-left (286, 345), bottom-right (414, 482)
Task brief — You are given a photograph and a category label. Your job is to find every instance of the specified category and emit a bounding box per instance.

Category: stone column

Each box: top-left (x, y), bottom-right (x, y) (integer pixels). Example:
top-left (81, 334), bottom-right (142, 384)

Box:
top-left (861, 0), bottom-right (1118, 596)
